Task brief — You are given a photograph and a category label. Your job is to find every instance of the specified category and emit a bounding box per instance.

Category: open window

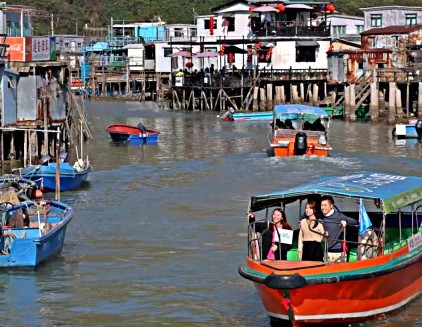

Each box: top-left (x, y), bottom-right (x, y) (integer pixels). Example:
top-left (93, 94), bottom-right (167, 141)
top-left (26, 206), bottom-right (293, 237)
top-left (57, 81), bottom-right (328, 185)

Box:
top-left (296, 41), bottom-right (319, 62)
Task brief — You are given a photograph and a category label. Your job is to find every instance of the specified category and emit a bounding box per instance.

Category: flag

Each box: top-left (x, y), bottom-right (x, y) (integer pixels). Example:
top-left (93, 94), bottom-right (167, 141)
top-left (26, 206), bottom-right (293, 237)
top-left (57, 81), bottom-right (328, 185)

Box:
top-left (359, 199), bottom-right (372, 236)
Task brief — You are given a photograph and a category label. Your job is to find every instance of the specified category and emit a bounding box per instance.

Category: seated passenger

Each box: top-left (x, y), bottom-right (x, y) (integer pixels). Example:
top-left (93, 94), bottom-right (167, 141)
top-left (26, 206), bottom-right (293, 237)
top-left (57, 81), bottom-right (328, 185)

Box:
top-left (303, 121), bottom-right (312, 130)
top-left (312, 118), bottom-right (326, 132)
top-left (275, 119), bottom-right (285, 129)
top-left (248, 208), bottom-right (293, 260)
top-left (285, 119), bottom-right (295, 130)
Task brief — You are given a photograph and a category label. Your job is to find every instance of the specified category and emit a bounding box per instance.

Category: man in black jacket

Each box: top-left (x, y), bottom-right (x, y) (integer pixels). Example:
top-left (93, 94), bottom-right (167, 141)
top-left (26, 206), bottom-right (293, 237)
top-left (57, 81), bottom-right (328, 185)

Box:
top-left (321, 195), bottom-right (356, 263)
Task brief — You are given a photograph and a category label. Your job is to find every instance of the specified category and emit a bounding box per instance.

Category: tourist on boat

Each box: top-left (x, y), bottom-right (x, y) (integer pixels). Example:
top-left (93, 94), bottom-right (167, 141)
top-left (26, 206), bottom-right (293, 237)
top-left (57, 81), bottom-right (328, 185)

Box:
top-left (298, 200), bottom-right (325, 261)
top-left (303, 121), bottom-right (312, 130)
top-left (285, 119), bottom-right (294, 129)
top-left (248, 208), bottom-right (293, 260)
top-left (273, 118), bottom-right (285, 129)
top-left (311, 118), bottom-right (326, 132)
top-left (320, 195), bottom-right (357, 263)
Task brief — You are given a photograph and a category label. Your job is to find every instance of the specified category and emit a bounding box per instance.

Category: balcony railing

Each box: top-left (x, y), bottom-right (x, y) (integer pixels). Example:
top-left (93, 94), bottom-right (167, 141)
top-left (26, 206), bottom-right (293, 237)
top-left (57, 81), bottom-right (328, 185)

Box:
top-left (253, 21), bottom-right (330, 38)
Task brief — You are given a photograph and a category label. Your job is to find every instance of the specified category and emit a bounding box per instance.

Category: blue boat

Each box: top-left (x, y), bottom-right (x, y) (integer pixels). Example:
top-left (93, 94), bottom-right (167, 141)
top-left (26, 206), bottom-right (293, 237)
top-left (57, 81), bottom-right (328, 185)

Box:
top-left (13, 154), bottom-right (91, 192)
top-left (222, 110), bottom-right (298, 122)
top-left (106, 123), bottom-right (160, 144)
top-left (0, 199), bottom-right (73, 269)
top-left (392, 119), bottom-right (422, 139)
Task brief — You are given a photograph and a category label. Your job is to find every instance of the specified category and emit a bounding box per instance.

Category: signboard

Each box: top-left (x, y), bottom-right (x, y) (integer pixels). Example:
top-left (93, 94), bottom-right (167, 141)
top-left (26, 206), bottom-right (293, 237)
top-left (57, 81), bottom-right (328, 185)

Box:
top-left (175, 76), bottom-right (183, 86)
top-left (277, 228), bottom-right (293, 245)
top-left (28, 37), bottom-right (50, 61)
top-left (407, 232), bottom-right (422, 252)
top-left (5, 37), bottom-right (25, 61)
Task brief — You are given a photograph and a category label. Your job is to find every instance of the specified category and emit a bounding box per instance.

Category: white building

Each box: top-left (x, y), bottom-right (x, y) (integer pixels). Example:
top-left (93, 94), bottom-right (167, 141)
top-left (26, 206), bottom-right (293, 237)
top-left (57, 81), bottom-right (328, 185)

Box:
top-left (361, 6), bottom-right (422, 30)
top-left (326, 14), bottom-right (364, 44)
top-left (154, 0), bottom-right (333, 74)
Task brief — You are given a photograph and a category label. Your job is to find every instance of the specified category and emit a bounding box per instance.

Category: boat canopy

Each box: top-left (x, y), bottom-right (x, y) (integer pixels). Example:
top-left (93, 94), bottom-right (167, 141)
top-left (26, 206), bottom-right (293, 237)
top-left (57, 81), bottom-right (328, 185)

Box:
top-left (273, 104), bottom-right (329, 117)
top-left (250, 172), bottom-right (422, 214)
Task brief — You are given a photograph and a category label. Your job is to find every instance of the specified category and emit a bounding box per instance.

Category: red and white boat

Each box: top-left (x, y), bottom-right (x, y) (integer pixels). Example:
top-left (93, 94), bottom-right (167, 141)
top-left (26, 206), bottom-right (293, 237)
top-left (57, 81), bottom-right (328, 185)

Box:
top-left (239, 172), bottom-right (422, 326)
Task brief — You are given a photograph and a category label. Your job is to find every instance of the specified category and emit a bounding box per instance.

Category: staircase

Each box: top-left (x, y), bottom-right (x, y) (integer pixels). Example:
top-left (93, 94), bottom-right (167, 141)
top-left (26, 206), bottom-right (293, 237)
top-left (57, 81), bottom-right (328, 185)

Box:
top-left (334, 72), bottom-right (373, 114)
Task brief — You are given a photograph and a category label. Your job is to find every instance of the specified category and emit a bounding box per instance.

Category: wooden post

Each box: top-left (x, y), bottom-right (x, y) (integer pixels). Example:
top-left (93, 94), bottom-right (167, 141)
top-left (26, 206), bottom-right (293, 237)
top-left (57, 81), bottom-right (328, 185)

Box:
top-left (388, 82), bottom-right (396, 123)
top-left (280, 85), bottom-right (285, 104)
top-left (240, 75), bottom-right (244, 109)
top-left (200, 89), bottom-right (203, 111)
top-left (379, 89), bottom-right (386, 118)
top-left (259, 87), bottom-right (266, 110)
top-left (324, 82), bottom-right (327, 100)
top-left (43, 96), bottom-right (48, 155)
top-left (24, 130), bottom-right (27, 167)
top-left (266, 83), bottom-right (273, 110)
top-left (344, 85), bottom-right (350, 120)
top-left (395, 87), bottom-right (403, 119)
top-left (210, 90), bottom-right (214, 111)
top-left (299, 83), bottom-right (304, 103)
top-left (312, 84), bottom-right (319, 106)
top-left (182, 88), bottom-right (186, 111)
top-left (126, 61), bottom-right (130, 95)
top-left (406, 75), bottom-right (410, 117)
top-left (252, 86), bottom-right (259, 111)
top-left (55, 142), bottom-right (60, 201)
top-left (349, 84), bottom-right (356, 121)
top-left (418, 82), bottom-right (422, 118)
top-left (219, 89), bottom-right (223, 112)
top-left (369, 82), bottom-right (379, 122)
top-left (331, 91), bottom-right (336, 110)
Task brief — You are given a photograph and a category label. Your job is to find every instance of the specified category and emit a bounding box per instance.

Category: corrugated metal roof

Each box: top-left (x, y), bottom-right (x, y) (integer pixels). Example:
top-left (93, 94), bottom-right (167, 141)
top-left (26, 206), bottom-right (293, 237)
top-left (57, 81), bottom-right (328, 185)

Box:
top-left (361, 25), bottom-right (422, 36)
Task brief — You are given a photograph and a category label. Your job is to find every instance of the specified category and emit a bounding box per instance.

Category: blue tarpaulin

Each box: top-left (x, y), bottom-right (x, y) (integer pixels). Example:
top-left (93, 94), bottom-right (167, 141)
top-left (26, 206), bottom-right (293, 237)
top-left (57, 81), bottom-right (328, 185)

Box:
top-left (273, 104), bottom-right (329, 117)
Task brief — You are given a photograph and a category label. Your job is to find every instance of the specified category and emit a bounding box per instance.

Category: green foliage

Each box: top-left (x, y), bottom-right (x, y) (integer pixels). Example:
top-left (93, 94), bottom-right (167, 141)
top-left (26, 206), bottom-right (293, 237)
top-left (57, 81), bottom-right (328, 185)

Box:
top-left (5, 0), bottom-right (422, 35)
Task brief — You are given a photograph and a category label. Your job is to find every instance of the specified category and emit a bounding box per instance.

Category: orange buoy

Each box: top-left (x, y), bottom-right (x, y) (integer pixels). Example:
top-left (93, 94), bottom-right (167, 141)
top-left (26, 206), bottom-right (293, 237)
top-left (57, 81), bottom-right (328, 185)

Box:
top-left (33, 189), bottom-right (43, 199)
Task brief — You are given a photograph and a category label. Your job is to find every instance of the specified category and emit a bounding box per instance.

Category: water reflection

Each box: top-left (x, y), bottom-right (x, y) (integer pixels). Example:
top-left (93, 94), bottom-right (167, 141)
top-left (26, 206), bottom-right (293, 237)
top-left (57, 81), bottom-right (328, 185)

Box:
top-left (0, 101), bottom-right (420, 327)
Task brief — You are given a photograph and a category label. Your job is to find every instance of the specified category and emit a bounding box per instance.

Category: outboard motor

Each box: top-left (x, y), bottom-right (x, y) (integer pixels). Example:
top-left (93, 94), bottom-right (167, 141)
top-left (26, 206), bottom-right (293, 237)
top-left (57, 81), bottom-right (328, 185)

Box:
top-left (59, 150), bottom-right (70, 163)
top-left (415, 120), bottom-right (422, 139)
top-left (38, 154), bottom-right (52, 166)
top-left (138, 123), bottom-right (147, 136)
top-left (294, 132), bottom-right (307, 155)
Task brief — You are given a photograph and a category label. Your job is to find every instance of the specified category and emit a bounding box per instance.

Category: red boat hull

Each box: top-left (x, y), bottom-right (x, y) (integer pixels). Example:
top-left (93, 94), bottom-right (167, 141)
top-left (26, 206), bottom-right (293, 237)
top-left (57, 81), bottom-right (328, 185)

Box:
top-left (242, 247), bottom-right (422, 326)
